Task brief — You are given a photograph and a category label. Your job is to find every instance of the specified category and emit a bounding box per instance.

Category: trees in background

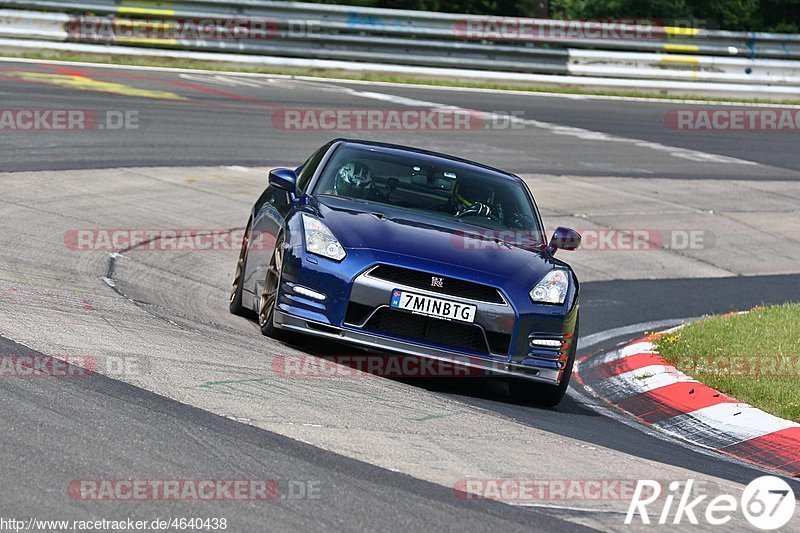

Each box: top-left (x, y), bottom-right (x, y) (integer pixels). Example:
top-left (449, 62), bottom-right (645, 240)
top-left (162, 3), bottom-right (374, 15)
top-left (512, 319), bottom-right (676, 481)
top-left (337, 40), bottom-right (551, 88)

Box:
top-left (550, 0), bottom-right (799, 32)
top-left (316, 0), bottom-right (799, 32)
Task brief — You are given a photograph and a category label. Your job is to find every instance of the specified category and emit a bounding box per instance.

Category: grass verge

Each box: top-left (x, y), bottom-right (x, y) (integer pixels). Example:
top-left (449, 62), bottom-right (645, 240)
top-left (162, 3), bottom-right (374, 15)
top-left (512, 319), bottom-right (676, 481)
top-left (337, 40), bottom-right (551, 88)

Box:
top-left (655, 303), bottom-right (800, 422)
top-left (4, 49), bottom-right (800, 105)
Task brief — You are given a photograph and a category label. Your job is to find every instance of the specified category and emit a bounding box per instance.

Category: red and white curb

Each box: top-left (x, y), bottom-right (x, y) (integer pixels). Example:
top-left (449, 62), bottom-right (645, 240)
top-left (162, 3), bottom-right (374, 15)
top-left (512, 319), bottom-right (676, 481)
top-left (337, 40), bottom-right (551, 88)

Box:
top-left (574, 332), bottom-right (800, 478)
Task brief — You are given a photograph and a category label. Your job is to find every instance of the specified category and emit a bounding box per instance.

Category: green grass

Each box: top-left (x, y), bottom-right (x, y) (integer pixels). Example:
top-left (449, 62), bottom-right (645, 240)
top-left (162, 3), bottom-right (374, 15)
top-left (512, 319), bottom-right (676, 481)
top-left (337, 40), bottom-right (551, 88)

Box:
top-left (5, 49), bottom-right (800, 105)
top-left (655, 303), bottom-right (800, 422)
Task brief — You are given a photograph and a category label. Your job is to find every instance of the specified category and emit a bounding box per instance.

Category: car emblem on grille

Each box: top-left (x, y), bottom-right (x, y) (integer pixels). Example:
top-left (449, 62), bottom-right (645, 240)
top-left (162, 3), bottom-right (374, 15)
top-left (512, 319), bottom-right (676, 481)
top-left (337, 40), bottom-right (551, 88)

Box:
top-left (431, 276), bottom-right (444, 288)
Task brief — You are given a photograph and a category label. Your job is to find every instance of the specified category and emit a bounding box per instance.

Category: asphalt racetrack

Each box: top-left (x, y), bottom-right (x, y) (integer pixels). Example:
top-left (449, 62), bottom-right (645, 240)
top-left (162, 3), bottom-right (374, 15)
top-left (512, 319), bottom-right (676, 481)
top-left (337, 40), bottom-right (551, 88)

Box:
top-left (1, 58), bottom-right (799, 531)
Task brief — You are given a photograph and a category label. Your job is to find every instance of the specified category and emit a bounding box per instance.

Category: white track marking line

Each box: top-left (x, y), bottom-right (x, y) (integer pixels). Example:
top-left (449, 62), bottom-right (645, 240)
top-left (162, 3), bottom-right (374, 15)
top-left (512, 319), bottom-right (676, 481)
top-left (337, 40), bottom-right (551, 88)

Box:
top-left (339, 88), bottom-right (759, 166)
top-left (179, 73), bottom-right (271, 88)
top-left (577, 319), bottom-right (691, 352)
top-left (0, 54), bottom-right (767, 166)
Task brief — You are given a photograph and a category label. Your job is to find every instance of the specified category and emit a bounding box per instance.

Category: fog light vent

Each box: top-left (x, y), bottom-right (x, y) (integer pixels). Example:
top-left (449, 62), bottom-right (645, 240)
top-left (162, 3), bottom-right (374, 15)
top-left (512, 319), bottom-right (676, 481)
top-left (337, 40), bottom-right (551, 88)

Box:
top-left (292, 285), bottom-right (326, 301)
top-left (529, 338), bottom-right (563, 348)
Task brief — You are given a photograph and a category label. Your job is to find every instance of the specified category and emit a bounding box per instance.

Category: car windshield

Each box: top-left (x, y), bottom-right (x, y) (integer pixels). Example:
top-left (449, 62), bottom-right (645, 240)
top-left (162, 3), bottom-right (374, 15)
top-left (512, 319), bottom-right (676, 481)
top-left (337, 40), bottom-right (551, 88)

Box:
top-left (313, 145), bottom-right (543, 247)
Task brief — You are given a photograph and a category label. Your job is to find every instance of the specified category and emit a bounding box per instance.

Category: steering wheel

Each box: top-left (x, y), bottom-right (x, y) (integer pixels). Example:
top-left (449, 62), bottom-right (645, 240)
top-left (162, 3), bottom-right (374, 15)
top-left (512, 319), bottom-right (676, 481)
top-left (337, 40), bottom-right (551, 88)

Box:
top-left (455, 202), bottom-right (501, 222)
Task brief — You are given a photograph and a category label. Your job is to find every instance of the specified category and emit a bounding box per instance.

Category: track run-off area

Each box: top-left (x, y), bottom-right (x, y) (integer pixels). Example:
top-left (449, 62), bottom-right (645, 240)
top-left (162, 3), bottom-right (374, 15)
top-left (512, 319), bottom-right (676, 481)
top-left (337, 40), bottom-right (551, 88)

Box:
top-left (1, 58), bottom-right (800, 531)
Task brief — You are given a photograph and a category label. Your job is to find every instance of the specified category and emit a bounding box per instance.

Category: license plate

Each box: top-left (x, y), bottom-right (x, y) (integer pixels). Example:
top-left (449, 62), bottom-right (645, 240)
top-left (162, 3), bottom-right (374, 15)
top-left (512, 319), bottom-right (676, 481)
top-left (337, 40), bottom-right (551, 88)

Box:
top-left (390, 289), bottom-right (477, 323)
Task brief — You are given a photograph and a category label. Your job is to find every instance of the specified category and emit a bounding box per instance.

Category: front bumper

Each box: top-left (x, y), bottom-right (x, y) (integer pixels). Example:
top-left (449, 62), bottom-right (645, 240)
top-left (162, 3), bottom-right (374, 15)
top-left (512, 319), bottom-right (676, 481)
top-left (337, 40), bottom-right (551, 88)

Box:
top-left (275, 243), bottom-right (577, 385)
top-left (273, 309), bottom-right (562, 384)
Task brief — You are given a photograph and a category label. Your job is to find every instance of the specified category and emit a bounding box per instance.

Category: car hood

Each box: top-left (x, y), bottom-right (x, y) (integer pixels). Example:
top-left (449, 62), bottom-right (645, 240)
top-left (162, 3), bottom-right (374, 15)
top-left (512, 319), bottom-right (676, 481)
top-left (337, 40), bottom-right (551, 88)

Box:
top-left (313, 197), bottom-right (557, 284)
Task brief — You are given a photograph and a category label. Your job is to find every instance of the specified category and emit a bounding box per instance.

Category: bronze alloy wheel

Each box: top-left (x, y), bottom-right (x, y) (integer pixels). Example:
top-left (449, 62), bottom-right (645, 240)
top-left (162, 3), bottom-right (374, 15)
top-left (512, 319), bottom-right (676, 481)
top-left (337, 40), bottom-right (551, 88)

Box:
top-left (229, 221), bottom-right (251, 316)
top-left (258, 234), bottom-right (283, 336)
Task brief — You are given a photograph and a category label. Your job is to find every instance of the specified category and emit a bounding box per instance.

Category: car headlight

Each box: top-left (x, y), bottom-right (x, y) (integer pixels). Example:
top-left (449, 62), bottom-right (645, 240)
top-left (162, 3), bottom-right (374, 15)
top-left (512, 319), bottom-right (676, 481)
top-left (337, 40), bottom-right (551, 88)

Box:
top-left (302, 214), bottom-right (346, 261)
top-left (530, 270), bottom-right (569, 304)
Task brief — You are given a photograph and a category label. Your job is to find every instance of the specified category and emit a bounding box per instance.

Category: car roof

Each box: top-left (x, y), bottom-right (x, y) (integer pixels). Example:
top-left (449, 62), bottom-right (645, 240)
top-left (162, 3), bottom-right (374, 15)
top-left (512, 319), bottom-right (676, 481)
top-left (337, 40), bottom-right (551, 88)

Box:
top-left (332, 138), bottom-right (522, 182)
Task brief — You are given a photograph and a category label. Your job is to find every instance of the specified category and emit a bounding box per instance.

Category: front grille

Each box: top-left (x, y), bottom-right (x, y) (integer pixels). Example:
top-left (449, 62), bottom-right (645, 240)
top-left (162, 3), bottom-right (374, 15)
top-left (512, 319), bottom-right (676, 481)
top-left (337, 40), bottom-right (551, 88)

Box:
top-left (363, 308), bottom-right (509, 356)
top-left (368, 265), bottom-right (504, 304)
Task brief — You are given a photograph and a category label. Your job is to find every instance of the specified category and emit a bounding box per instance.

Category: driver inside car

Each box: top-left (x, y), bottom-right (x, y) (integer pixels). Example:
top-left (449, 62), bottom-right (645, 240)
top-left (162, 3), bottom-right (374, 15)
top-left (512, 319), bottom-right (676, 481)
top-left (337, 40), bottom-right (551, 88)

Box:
top-left (333, 161), bottom-right (388, 202)
top-left (443, 179), bottom-right (503, 222)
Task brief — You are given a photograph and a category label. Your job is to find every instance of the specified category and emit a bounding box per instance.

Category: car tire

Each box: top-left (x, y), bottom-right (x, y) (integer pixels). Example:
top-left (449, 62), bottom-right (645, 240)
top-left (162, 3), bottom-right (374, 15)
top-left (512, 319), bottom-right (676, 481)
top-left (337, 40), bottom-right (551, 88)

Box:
top-left (508, 318), bottom-right (578, 407)
top-left (258, 233), bottom-right (288, 339)
top-left (229, 219), bottom-right (253, 317)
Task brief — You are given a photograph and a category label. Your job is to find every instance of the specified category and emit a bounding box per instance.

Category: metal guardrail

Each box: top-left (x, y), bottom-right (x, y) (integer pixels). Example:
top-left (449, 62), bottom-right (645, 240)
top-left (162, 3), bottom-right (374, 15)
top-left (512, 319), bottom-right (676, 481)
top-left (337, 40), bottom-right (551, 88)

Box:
top-left (0, 2), bottom-right (798, 92)
top-left (3, 0), bottom-right (800, 59)
top-left (0, 8), bottom-right (66, 40)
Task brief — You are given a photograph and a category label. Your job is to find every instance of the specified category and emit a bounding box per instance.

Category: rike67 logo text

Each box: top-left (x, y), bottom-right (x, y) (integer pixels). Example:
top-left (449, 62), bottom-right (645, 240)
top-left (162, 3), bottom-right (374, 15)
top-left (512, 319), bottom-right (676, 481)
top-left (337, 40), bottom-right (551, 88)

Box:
top-left (626, 476), bottom-right (796, 530)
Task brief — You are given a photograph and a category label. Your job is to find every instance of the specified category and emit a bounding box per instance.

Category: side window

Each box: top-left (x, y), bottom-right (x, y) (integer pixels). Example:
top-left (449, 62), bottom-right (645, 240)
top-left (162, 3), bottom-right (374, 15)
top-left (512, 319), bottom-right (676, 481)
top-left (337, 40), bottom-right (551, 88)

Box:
top-left (297, 144), bottom-right (330, 193)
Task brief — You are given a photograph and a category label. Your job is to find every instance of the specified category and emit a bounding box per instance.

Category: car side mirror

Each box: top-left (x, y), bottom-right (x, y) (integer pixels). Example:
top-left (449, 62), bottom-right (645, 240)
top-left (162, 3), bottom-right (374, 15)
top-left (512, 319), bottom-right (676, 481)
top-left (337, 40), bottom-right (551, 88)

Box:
top-left (269, 168), bottom-right (298, 198)
top-left (548, 227), bottom-right (581, 254)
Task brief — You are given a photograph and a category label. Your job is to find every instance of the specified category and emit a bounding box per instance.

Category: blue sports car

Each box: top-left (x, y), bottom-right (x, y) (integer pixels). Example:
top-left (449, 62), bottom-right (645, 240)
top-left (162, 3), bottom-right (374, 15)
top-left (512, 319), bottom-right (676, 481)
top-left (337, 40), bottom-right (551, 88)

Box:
top-left (230, 139), bottom-right (581, 406)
